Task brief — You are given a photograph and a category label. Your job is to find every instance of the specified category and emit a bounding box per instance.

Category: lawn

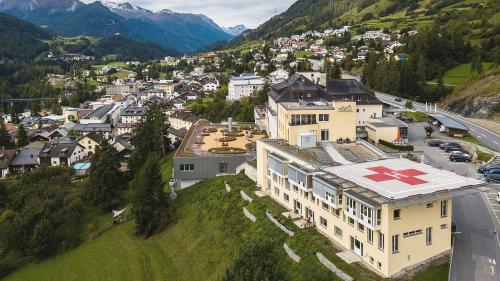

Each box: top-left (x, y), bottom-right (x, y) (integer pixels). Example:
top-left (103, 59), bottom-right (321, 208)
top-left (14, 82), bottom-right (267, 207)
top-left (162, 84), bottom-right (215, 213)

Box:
top-left (436, 62), bottom-right (493, 85)
top-left (92, 61), bottom-right (129, 69)
top-left (4, 173), bottom-right (448, 281)
top-left (404, 111), bottom-right (429, 122)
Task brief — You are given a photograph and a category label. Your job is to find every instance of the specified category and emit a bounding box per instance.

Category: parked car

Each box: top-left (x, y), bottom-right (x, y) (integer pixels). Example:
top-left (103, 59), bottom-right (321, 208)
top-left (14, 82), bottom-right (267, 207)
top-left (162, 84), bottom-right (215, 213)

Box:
top-left (445, 145), bottom-right (464, 153)
top-left (485, 174), bottom-right (500, 183)
top-left (478, 164), bottom-right (500, 173)
top-left (427, 140), bottom-right (444, 147)
top-left (395, 97), bottom-right (402, 102)
top-left (497, 192), bottom-right (500, 204)
top-left (450, 151), bottom-right (469, 157)
top-left (485, 169), bottom-right (500, 176)
top-left (449, 152), bottom-right (470, 162)
top-left (440, 142), bottom-right (460, 150)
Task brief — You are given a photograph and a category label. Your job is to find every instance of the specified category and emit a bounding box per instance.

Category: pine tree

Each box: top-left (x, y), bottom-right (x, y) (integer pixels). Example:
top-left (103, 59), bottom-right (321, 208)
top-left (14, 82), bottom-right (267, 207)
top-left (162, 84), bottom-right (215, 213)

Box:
top-left (16, 124), bottom-right (28, 148)
top-left (132, 156), bottom-right (170, 237)
top-left (86, 140), bottom-right (123, 210)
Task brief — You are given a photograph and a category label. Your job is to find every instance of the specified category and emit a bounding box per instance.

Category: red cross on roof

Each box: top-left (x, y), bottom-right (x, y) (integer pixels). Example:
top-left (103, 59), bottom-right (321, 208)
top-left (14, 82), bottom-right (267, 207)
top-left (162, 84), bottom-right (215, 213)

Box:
top-left (364, 166), bottom-right (428, 185)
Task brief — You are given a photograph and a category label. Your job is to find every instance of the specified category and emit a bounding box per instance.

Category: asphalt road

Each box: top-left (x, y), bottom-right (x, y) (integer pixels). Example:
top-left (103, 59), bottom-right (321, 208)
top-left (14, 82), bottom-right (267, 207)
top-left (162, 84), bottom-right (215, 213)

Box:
top-left (341, 74), bottom-right (500, 152)
top-left (375, 91), bottom-right (500, 152)
top-left (408, 123), bottom-right (500, 281)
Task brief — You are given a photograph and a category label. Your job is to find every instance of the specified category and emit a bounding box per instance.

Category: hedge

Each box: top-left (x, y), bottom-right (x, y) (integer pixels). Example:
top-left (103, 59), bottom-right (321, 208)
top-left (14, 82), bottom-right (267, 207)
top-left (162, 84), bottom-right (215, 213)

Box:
top-left (379, 139), bottom-right (414, 151)
top-left (218, 136), bottom-right (237, 142)
top-left (208, 147), bottom-right (246, 154)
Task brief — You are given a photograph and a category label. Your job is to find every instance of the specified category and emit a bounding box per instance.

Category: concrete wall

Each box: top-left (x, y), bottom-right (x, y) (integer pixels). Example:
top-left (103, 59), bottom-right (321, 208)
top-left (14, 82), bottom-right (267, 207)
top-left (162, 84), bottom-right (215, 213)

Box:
top-left (173, 154), bottom-right (249, 181)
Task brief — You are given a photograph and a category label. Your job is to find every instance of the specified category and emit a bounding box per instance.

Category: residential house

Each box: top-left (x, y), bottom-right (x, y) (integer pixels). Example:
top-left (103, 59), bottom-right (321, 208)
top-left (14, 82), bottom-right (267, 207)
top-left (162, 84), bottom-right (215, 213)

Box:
top-left (39, 139), bottom-right (85, 167)
top-left (0, 149), bottom-right (17, 177)
top-left (227, 73), bottom-right (265, 101)
top-left (77, 132), bottom-right (104, 157)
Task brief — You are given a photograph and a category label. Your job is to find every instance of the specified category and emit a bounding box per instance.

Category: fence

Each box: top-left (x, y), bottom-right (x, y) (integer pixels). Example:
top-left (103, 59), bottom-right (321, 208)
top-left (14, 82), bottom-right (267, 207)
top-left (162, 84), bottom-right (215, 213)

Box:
top-left (266, 210), bottom-right (294, 237)
top-left (316, 252), bottom-right (353, 281)
top-left (243, 207), bottom-right (257, 222)
top-left (284, 243), bottom-right (301, 263)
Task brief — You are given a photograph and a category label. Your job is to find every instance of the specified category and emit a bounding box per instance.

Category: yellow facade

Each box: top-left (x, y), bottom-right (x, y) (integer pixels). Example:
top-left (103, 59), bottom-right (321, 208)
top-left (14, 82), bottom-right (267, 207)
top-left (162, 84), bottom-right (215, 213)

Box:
top-left (276, 100), bottom-right (357, 146)
top-left (366, 125), bottom-right (398, 144)
top-left (256, 141), bottom-right (452, 278)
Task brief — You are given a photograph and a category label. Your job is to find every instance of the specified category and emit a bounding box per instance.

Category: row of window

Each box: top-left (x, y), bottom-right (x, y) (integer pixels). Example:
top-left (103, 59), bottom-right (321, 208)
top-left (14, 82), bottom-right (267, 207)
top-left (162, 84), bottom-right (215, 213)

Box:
top-left (392, 200), bottom-right (448, 220)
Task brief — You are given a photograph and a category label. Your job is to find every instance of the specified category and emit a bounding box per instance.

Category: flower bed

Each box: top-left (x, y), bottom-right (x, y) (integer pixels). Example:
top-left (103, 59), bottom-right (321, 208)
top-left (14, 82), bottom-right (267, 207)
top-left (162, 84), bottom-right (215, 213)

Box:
top-left (218, 136), bottom-right (237, 142)
top-left (208, 147), bottom-right (246, 154)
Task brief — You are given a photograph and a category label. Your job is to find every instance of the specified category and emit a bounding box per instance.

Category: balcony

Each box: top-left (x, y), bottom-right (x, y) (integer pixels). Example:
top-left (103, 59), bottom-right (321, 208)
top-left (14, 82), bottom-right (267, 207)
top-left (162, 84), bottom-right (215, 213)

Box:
top-left (344, 191), bottom-right (381, 230)
top-left (288, 163), bottom-right (313, 191)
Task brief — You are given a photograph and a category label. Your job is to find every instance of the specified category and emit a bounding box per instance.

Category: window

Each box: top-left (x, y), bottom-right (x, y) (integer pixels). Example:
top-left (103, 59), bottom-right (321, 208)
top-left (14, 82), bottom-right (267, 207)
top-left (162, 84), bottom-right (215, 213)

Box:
top-left (358, 222), bottom-right (365, 232)
top-left (348, 217), bottom-right (354, 226)
top-left (290, 114), bottom-right (317, 125)
top-left (320, 216), bottom-right (328, 228)
top-left (356, 109), bottom-right (359, 113)
top-left (426, 227), bottom-right (432, 245)
top-left (377, 209), bottom-right (381, 226)
top-left (426, 203), bottom-right (434, 208)
top-left (378, 233), bottom-right (385, 251)
top-left (392, 235), bottom-right (399, 253)
top-left (283, 193), bottom-right (290, 202)
top-left (274, 187), bottom-right (280, 195)
top-left (179, 164), bottom-right (195, 171)
top-left (325, 191), bottom-right (335, 205)
top-left (335, 226), bottom-right (343, 238)
top-left (219, 162), bottom-right (228, 174)
top-left (320, 129), bottom-right (329, 141)
top-left (293, 185), bottom-right (299, 192)
top-left (377, 262), bottom-right (382, 269)
top-left (338, 194), bottom-right (342, 205)
top-left (319, 114), bottom-right (329, 122)
top-left (393, 209), bottom-right (401, 220)
top-left (322, 201), bottom-right (329, 210)
top-left (403, 229), bottom-right (422, 238)
top-left (440, 200), bottom-right (448, 217)
top-left (334, 208), bottom-right (341, 217)
top-left (367, 229), bottom-right (373, 244)
top-left (273, 173), bottom-right (278, 182)
top-left (441, 224), bottom-right (448, 229)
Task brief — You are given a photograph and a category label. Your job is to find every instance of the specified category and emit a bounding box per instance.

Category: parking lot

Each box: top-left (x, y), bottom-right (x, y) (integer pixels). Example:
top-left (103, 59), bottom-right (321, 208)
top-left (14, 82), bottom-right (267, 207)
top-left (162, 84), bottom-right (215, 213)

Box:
top-left (409, 123), bottom-right (499, 223)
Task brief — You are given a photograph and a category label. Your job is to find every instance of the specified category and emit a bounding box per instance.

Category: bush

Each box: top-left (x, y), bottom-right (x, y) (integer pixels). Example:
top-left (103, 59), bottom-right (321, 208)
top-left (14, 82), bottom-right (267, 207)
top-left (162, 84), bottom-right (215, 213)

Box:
top-left (224, 131), bottom-right (245, 137)
top-left (203, 128), bottom-right (218, 133)
top-left (201, 133), bottom-right (210, 137)
top-left (379, 139), bottom-right (414, 151)
top-left (208, 147), bottom-right (246, 154)
top-left (219, 136), bottom-right (237, 142)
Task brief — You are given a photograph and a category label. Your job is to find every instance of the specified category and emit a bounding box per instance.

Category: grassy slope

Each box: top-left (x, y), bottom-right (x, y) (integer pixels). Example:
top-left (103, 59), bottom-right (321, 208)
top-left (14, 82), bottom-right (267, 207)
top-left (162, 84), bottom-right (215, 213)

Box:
top-left (4, 170), bottom-right (448, 281)
top-left (433, 62), bottom-right (495, 86)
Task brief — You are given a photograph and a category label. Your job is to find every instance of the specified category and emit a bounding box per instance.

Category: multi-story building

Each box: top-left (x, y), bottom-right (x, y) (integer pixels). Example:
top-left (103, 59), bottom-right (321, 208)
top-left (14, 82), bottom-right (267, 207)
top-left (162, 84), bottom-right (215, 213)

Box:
top-left (256, 138), bottom-right (482, 278)
top-left (227, 73), bottom-right (265, 101)
top-left (106, 84), bottom-right (139, 96)
top-left (326, 79), bottom-right (384, 129)
top-left (265, 75), bottom-right (383, 141)
top-left (154, 81), bottom-right (175, 97)
top-left (266, 74), bottom-right (356, 143)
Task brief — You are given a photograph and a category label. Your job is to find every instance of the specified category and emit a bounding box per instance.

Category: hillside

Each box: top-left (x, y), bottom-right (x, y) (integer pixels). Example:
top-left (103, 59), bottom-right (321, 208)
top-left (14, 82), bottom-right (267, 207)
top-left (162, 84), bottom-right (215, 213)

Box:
top-left (92, 35), bottom-right (173, 61)
top-left (3, 172), bottom-right (448, 281)
top-left (0, 12), bottom-right (52, 60)
top-left (236, 0), bottom-right (497, 42)
top-left (0, 0), bottom-right (232, 53)
top-left (441, 67), bottom-right (500, 120)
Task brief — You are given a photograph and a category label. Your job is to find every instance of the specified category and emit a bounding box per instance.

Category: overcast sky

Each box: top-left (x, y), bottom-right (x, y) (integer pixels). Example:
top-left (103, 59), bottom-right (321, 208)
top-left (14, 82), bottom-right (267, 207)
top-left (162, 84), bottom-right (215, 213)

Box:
top-left (82, 0), bottom-right (296, 28)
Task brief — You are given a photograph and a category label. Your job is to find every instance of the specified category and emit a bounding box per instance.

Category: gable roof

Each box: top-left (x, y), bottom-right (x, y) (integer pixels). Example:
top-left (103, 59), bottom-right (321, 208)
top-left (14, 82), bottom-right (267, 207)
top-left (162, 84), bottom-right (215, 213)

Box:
top-left (39, 140), bottom-right (83, 158)
top-left (10, 148), bottom-right (40, 166)
top-left (0, 149), bottom-right (17, 169)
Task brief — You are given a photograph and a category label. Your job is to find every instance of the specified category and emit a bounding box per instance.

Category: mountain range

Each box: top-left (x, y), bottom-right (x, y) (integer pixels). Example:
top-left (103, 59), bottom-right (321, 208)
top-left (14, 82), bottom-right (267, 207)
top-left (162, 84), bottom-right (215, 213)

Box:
top-left (0, 0), bottom-right (233, 53)
top-left (222, 25), bottom-right (248, 36)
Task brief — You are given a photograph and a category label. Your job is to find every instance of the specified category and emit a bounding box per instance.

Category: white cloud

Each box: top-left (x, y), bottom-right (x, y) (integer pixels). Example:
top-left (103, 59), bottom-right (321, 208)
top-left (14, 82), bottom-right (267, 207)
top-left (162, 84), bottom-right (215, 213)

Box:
top-left (82, 0), bottom-right (295, 28)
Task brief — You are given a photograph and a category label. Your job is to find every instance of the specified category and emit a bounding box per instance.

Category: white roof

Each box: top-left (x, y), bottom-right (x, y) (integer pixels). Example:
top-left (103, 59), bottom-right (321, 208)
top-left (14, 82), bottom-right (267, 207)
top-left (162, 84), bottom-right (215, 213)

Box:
top-left (325, 158), bottom-right (483, 199)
